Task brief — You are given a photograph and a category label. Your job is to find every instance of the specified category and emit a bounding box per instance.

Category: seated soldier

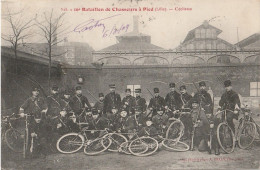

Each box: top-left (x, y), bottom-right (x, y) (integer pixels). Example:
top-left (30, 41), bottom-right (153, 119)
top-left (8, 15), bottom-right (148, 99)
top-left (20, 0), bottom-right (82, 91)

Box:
top-left (115, 109), bottom-right (129, 133)
top-left (152, 107), bottom-right (169, 135)
top-left (28, 112), bottom-right (48, 158)
top-left (138, 120), bottom-right (162, 141)
top-left (190, 98), bottom-right (210, 153)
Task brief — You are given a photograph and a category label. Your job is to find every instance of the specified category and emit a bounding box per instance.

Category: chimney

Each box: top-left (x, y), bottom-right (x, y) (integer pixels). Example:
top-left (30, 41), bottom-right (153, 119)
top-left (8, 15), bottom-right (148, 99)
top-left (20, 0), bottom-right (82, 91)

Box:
top-left (133, 15), bottom-right (139, 33)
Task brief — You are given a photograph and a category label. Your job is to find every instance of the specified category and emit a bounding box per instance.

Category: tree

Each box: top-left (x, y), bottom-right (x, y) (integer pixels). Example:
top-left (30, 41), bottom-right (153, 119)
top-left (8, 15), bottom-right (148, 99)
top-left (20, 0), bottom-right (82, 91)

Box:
top-left (35, 9), bottom-right (68, 92)
top-left (1, 7), bottom-right (35, 75)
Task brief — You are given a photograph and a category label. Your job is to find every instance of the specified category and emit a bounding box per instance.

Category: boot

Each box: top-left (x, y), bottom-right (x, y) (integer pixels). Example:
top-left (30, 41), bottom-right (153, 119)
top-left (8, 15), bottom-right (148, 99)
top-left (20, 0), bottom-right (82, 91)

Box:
top-left (215, 144), bottom-right (220, 155)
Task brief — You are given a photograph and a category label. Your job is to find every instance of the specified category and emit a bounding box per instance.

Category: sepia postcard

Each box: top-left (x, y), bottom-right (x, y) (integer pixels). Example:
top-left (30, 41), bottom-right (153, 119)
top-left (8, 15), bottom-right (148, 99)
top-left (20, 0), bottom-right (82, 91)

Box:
top-left (1, 0), bottom-right (260, 169)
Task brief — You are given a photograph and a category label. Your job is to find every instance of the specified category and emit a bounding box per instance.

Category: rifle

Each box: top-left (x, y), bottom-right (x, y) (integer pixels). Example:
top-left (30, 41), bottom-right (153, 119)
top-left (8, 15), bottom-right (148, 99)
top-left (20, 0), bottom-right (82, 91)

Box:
top-left (145, 88), bottom-right (154, 118)
top-left (190, 81), bottom-right (202, 151)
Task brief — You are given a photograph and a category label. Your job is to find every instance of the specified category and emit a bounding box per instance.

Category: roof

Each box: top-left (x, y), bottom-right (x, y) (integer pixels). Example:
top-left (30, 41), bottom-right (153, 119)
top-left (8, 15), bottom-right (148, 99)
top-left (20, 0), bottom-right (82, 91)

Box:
top-left (99, 41), bottom-right (164, 52)
top-left (235, 33), bottom-right (260, 47)
top-left (117, 31), bottom-right (150, 37)
top-left (1, 46), bottom-right (60, 67)
top-left (183, 21), bottom-right (222, 43)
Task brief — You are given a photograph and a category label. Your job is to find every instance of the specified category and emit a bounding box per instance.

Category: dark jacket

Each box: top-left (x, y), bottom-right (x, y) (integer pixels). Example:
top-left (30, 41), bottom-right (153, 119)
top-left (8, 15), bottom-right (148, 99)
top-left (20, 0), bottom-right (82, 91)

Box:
top-left (103, 92), bottom-right (121, 113)
top-left (46, 94), bottom-right (67, 117)
top-left (20, 96), bottom-right (47, 116)
top-left (219, 90), bottom-right (241, 111)
top-left (193, 90), bottom-right (213, 114)
top-left (122, 95), bottom-right (136, 114)
top-left (165, 91), bottom-right (182, 110)
top-left (69, 94), bottom-right (91, 115)
top-left (135, 96), bottom-right (147, 112)
top-left (180, 93), bottom-right (192, 108)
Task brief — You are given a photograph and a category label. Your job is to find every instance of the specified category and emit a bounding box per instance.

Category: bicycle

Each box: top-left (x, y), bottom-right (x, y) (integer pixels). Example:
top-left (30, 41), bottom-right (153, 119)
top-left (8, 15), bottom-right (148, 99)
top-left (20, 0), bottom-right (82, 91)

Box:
top-left (215, 109), bottom-right (236, 154)
top-left (118, 125), bottom-right (159, 157)
top-left (237, 106), bottom-right (258, 149)
top-left (2, 113), bottom-right (24, 153)
top-left (164, 109), bottom-right (190, 152)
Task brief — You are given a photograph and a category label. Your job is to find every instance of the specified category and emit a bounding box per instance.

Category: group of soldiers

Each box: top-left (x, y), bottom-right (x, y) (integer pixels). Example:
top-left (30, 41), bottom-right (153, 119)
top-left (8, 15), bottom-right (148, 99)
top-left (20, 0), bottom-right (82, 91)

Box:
top-left (18, 79), bottom-right (241, 158)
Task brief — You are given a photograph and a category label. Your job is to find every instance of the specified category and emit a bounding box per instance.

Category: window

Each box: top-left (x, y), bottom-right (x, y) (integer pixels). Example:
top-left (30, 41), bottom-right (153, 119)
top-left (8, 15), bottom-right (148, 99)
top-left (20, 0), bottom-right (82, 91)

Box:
top-left (206, 29), bottom-right (211, 38)
top-left (195, 29), bottom-right (200, 38)
top-left (201, 29), bottom-right (206, 38)
top-left (250, 82), bottom-right (260, 96)
top-left (127, 85), bottom-right (141, 97)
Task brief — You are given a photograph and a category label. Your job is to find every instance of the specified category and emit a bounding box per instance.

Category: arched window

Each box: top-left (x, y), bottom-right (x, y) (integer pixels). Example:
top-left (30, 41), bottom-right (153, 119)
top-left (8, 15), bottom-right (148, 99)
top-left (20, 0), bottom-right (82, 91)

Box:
top-left (217, 56), bottom-right (230, 63)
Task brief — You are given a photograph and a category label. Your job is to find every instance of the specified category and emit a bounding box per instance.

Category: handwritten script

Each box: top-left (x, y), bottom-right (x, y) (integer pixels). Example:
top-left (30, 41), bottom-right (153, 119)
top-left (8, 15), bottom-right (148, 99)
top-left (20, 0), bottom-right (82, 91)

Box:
top-left (73, 14), bottom-right (130, 38)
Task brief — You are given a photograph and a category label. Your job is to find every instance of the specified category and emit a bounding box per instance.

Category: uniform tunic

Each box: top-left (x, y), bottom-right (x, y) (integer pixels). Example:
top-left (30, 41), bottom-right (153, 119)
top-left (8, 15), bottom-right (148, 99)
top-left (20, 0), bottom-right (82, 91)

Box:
top-left (165, 91), bottom-right (182, 110)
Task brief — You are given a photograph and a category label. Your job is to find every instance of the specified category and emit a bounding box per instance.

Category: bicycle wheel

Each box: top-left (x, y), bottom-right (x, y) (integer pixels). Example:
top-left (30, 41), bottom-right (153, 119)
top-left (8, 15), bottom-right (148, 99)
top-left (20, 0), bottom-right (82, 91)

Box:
top-left (166, 121), bottom-right (184, 141)
top-left (238, 122), bottom-right (257, 149)
top-left (162, 139), bottom-right (189, 152)
top-left (129, 137), bottom-right (158, 157)
top-left (84, 137), bottom-right (112, 155)
top-left (5, 128), bottom-right (24, 153)
top-left (118, 141), bottom-right (132, 155)
top-left (217, 123), bottom-right (235, 153)
top-left (254, 123), bottom-right (260, 141)
top-left (103, 133), bottom-right (128, 152)
top-left (56, 133), bottom-right (85, 154)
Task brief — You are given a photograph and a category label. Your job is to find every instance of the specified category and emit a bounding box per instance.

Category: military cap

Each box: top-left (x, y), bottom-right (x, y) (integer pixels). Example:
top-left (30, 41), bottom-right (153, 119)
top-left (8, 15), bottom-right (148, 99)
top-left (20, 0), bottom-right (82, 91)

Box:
top-left (199, 81), bottom-right (206, 87)
top-left (224, 80), bottom-right (232, 87)
top-left (75, 86), bottom-right (82, 91)
top-left (154, 88), bottom-right (159, 93)
top-left (125, 89), bottom-right (131, 93)
top-left (109, 84), bottom-right (116, 88)
top-left (169, 82), bottom-right (176, 88)
top-left (180, 85), bottom-right (186, 90)
top-left (52, 85), bottom-right (59, 91)
top-left (32, 86), bottom-right (40, 91)
top-left (135, 88), bottom-right (141, 93)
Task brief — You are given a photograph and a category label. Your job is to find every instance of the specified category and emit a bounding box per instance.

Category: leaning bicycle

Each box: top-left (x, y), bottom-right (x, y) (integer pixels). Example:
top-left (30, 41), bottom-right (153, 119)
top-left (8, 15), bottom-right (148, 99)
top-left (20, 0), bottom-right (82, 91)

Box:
top-left (237, 106), bottom-right (257, 149)
top-left (216, 109), bottom-right (236, 154)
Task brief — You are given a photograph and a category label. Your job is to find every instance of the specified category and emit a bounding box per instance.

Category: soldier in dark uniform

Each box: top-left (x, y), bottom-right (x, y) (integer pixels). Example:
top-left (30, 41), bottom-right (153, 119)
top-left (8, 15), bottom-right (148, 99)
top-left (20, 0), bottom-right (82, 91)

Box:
top-left (122, 89), bottom-right (135, 115)
top-left (134, 88), bottom-right (147, 113)
top-left (103, 84), bottom-right (121, 121)
top-left (27, 112), bottom-right (48, 158)
top-left (148, 88), bottom-right (166, 118)
top-left (19, 86), bottom-right (48, 119)
top-left (180, 85), bottom-right (192, 109)
top-left (165, 83), bottom-right (182, 115)
top-left (93, 93), bottom-right (105, 116)
top-left (70, 86), bottom-right (92, 120)
top-left (180, 85), bottom-right (193, 139)
top-left (126, 89), bottom-right (147, 130)
top-left (190, 98), bottom-right (210, 153)
top-left (219, 80), bottom-right (241, 133)
top-left (193, 81), bottom-right (213, 115)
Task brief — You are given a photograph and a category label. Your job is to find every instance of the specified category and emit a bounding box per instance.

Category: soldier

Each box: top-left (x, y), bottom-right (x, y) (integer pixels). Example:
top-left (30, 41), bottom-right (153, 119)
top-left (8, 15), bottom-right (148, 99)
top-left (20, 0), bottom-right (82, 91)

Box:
top-left (148, 88), bottom-right (166, 117)
top-left (46, 85), bottom-right (65, 118)
top-left (165, 83), bottom-right (182, 112)
top-left (190, 98), bottom-right (210, 153)
top-left (193, 81), bottom-right (213, 115)
top-left (179, 85), bottom-right (193, 139)
top-left (93, 93), bottom-right (105, 116)
top-left (103, 84), bottom-right (121, 117)
top-left (180, 85), bottom-right (192, 109)
top-left (134, 88), bottom-right (147, 113)
top-left (70, 86), bottom-right (91, 119)
top-left (219, 80), bottom-right (241, 133)
top-left (19, 86), bottom-right (47, 120)
top-left (122, 89), bottom-right (135, 115)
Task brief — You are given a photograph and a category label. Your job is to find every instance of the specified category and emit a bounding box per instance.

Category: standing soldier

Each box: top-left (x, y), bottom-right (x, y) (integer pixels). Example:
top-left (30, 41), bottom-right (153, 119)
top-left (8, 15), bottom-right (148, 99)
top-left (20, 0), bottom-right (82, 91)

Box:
top-left (103, 84), bottom-right (121, 120)
top-left (219, 80), bottom-right (241, 133)
top-left (19, 86), bottom-right (48, 157)
top-left (134, 88), bottom-right (147, 113)
top-left (165, 83), bottom-right (182, 112)
top-left (122, 89), bottom-right (135, 115)
top-left (93, 93), bottom-right (105, 116)
top-left (61, 90), bottom-right (72, 114)
top-left (70, 86), bottom-right (92, 120)
top-left (148, 87), bottom-right (166, 118)
top-left (180, 85), bottom-right (193, 139)
top-left (19, 86), bottom-right (48, 118)
top-left (193, 81), bottom-right (213, 115)
top-left (180, 85), bottom-right (192, 108)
